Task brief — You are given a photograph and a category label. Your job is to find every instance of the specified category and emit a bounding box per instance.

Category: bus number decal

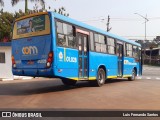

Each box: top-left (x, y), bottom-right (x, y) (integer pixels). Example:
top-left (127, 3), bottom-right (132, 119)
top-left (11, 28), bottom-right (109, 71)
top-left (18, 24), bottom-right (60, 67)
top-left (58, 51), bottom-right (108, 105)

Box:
top-left (66, 56), bottom-right (77, 63)
top-left (37, 59), bottom-right (46, 64)
top-left (58, 51), bottom-right (77, 63)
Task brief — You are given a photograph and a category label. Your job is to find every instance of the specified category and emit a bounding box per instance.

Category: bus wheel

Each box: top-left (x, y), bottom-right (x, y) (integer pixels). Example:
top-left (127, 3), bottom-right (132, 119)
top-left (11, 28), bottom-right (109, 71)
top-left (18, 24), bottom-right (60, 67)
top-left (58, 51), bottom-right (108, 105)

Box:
top-left (95, 68), bottom-right (106, 87)
top-left (61, 79), bottom-right (77, 86)
top-left (128, 69), bottom-right (136, 81)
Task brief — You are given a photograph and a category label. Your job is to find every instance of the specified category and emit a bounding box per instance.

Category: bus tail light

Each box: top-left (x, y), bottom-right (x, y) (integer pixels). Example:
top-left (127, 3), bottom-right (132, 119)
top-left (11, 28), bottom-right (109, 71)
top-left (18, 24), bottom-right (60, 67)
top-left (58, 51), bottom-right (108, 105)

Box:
top-left (12, 56), bottom-right (16, 68)
top-left (46, 51), bottom-right (53, 68)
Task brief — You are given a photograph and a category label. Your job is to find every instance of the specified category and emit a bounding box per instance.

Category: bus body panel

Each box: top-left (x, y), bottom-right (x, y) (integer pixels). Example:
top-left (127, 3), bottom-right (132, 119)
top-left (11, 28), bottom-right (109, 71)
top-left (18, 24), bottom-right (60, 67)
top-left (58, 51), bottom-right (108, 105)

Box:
top-left (12, 35), bottom-right (51, 68)
top-left (54, 47), bottom-right (79, 79)
top-left (12, 68), bottom-right (53, 77)
top-left (123, 57), bottom-right (139, 76)
top-left (89, 52), bottom-right (118, 78)
top-left (12, 35), bottom-right (54, 77)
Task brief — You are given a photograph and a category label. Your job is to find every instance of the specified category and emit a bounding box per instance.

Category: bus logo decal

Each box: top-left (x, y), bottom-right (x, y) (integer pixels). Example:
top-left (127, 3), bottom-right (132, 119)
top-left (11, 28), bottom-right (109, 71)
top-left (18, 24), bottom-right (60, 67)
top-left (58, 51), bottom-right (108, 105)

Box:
top-left (124, 60), bottom-right (137, 65)
top-left (22, 46), bottom-right (38, 55)
top-left (59, 52), bottom-right (63, 61)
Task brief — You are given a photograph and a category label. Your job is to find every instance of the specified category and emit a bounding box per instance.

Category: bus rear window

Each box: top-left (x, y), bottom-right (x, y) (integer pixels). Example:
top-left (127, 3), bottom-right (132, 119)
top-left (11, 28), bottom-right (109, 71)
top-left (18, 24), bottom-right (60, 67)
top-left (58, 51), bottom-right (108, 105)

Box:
top-left (12, 14), bottom-right (50, 39)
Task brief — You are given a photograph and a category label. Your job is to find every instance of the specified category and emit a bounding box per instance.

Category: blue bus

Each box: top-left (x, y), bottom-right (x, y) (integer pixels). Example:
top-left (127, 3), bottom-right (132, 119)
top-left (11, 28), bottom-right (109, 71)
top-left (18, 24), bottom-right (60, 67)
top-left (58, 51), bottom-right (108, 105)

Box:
top-left (12, 12), bottom-right (142, 87)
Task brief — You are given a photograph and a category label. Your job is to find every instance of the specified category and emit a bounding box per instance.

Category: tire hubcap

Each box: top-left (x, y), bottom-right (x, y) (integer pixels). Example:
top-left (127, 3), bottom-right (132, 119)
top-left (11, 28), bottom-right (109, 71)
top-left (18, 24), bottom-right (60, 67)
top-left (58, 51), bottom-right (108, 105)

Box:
top-left (132, 71), bottom-right (135, 80)
top-left (99, 71), bottom-right (104, 84)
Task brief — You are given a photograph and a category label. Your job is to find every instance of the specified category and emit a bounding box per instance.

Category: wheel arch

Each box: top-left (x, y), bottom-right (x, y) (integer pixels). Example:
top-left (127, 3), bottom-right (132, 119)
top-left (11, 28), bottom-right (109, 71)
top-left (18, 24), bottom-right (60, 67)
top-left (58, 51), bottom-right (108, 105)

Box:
top-left (97, 65), bottom-right (107, 77)
top-left (133, 67), bottom-right (137, 76)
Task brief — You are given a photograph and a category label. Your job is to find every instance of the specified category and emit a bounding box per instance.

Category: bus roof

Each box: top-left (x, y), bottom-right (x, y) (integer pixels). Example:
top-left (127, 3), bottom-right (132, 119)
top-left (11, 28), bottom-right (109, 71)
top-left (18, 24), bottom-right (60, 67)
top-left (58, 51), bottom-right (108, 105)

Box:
top-left (14, 11), bottom-right (141, 47)
top-left (51, 12), bottom-right (141, 47)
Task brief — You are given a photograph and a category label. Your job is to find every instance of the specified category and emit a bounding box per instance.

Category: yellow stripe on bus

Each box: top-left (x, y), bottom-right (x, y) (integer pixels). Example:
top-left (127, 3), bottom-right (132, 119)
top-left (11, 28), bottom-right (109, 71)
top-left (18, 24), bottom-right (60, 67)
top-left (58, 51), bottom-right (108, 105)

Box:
top-left (69, 77), bottom-right (96, 81)
top-left (107, 76), bottom-right (117, 78)
top-left (123, 75), bottom-right (132, 78)
top-left (69, 76), bottom-right (119, 80)
top-left (89, 77), bottom-right (96, 80)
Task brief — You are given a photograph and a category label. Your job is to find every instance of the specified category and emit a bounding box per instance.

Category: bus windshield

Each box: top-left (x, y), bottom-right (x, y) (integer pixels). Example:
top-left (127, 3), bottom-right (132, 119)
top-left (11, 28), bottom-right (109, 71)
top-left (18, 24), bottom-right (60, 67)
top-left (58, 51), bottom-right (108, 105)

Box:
top-left (12, 14), bottom-right (50, 40)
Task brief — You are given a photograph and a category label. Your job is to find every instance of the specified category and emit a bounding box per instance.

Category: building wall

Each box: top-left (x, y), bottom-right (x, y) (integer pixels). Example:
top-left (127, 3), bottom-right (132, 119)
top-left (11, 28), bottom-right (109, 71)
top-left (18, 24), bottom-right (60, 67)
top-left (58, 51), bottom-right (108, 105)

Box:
top-left (0, 46), bottom-right (13, 79)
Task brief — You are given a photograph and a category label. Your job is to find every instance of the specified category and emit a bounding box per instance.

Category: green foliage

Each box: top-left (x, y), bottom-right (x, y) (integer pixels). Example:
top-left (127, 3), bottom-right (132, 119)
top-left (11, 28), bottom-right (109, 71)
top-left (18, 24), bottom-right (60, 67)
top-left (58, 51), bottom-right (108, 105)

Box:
top-left (0, 9), bottom-right (28, 42)
top-left (11, 0), bottom-right (45, 13)
top-left (54, 7), bottom-right (69, 17)
top-left (0, 9), bottom-right (13, 42)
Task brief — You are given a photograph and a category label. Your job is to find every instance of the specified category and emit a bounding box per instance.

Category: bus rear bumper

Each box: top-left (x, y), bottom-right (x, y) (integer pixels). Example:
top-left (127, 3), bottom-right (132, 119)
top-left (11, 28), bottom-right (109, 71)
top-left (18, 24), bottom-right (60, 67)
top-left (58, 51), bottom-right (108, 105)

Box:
top-left (12, 68), bottom-right (55, 77)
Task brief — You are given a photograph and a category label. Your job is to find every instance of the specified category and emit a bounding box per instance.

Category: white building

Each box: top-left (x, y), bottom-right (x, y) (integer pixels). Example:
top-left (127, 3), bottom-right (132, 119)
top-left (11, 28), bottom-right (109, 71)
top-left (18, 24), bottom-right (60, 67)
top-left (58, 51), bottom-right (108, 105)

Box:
top-left (0, 42), bottom-right (33, 81)
top-left (0, 42), bottom-right (13, 80)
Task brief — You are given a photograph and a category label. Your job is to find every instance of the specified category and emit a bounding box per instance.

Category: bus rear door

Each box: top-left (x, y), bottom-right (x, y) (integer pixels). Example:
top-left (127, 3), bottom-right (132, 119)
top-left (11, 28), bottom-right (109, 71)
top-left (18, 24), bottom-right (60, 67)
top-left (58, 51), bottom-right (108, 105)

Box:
top-left (117, 42), bottom-right (124, 77)
top-left (76, 29), bottom-right (89, 79)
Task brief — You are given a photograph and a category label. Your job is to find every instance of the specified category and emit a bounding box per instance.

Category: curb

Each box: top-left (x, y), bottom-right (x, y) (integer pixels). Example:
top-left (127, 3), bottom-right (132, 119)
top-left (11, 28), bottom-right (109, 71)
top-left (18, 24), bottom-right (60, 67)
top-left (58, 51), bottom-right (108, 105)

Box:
top-left (0, 77), bottom-right (34, 81)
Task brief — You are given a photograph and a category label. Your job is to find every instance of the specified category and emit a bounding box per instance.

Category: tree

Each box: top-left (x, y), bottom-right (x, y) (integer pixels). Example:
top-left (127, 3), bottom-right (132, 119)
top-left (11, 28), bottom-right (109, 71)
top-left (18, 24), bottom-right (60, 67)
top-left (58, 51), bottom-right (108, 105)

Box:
top-left (52, 7), bottom-right (69, 17)
top-left (153, 36), bottom-right (160, 45)
top-left (0, 9), bottom-right (14, 42)
top-left (0, 9), bottom-right (27, 42)
top-left (11, 0), bottom-right (45, 13)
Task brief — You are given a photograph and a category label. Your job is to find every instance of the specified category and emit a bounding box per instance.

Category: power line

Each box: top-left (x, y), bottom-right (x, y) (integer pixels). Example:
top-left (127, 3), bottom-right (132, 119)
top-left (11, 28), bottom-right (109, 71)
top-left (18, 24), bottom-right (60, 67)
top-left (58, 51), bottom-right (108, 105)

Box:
top-left (81, 16), bottom-right (160, 22)
top-left (122, 36), bottom-right (156, 38)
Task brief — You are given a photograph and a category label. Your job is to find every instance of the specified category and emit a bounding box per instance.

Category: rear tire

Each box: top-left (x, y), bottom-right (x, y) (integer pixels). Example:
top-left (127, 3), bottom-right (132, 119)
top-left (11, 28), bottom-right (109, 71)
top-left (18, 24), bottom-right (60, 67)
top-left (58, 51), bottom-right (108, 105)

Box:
top-left (61, 79), bottom-right (77, 86)
top-left (128, 69), bottom-right (136, 81)
top-left (91, 68), bottom-right (106, 87)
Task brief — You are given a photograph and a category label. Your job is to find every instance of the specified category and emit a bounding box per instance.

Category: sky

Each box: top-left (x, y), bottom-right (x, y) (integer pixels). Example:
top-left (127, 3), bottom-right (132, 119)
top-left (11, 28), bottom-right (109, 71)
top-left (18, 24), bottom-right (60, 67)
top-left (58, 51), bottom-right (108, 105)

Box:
top-left (1, 0), bottom-right (160, 40)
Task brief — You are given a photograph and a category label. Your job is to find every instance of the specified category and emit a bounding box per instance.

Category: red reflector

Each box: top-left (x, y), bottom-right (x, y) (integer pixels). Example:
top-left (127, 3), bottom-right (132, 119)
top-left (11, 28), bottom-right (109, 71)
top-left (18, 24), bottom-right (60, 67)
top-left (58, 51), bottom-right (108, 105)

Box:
top-left (47, 58), bottom-right (52, 62)
top-left (49, 52), bottom-right (53, 58)
top-left (12, 56), bottom-right (14, 61)
top-left (12, 61), bottom-right (16, 64)
top-left (12, 56), bottom-right (15, 65)
top-left (135, 59), bottom-right (140, 62)
top-left (46, 52), bottom-right (53, 68)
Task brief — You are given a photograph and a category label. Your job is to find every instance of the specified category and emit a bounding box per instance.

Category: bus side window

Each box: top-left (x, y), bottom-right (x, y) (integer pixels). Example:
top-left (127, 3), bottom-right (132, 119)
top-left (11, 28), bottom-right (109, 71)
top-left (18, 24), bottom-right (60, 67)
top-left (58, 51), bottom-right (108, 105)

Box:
top-left (107, 37), bottom-right (116, 54)
top-left (94, 33), bottom-right (106, 53)
top-left (57, 21), bottom-right (63, 34)
top-left (94, 33), bottom-right (99, 43)
top-left (56, 21), bottom-right (65, 46)
top-left (90, 32), bottom-right (94, 51)
top-left (126, 43), bottom-right (133, 57)
top-left (133, 46), bottom-right (138, 58)
top-left (66, 25), bottom-right (76, 48)
top-left (101, 44), bottom-right (107, 53)
top-left (57, 34), bottom-right (66, 46)
top-left (68, 35), bottom-right (76, 48)
top-left (99, 34), bottom-right (106, 53)
top-left (95, 43), bottom-right (101, 52)
top-left (94, 33), bottom-right (100, 52)
top-left (56, 21), bottom-right (76, 48)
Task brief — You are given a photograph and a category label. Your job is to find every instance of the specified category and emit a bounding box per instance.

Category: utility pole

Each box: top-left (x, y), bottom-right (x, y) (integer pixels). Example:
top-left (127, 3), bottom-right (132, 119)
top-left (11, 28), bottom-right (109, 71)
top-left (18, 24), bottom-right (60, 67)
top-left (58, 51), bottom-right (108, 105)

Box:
top-left (134, 13), bottom-right (149, 64)
top-left (107, 15), bottom-right (112, 32)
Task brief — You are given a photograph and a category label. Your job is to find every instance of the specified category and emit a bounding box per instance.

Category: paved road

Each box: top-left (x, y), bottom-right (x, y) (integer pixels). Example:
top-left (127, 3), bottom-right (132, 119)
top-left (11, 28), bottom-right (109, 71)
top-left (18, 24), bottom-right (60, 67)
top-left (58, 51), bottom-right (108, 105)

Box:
top-left (137, 65), bottom-right (160, 80)
top-left (0, 65), bottom-right (160, 110)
